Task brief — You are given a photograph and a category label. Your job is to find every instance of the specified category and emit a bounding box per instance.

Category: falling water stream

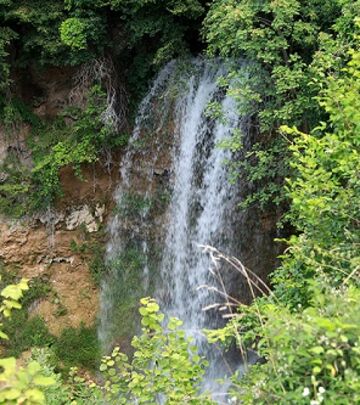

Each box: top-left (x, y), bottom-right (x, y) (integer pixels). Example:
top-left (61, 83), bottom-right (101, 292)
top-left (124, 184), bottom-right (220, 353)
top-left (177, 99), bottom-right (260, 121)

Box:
top-left (100, 58), bottom-right (250, 399)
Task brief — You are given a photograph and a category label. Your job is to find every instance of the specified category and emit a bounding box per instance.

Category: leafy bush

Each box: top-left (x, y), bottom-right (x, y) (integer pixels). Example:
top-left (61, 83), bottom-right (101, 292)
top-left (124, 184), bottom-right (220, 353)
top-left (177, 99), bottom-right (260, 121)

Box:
top-left (204, 0), bottom-right (359, 132)
top-left (0, 271), bottom-right (55, 357)
top-left (99, 297), bottom-right (214, 404)
top-left (0, 85), bottom-right (120, 215)
top-left (0, 358), bottom-right (54, 405)
top-left (60, 17), bottom-right (88, 50)
top-left (229, 285), bottom-right (360, 404)
top-left (3, 313), bottom-right (55, 358)
top-left (54, 324), bottom-right (100, 372)
top-left (21, 277), bottom-right (53, 308)
top-left (30, 85), bottom-right (114, 208)
top-left (0, 278), bottom-right (55, 404)
top-left (203, 0), bottom-right (360, 209)
top-left (0, 27), bottom-right (16, 93)
top-left (273, 41), bottom-right (360, 308)
top-left (29, 349), bottom-right (71, 405)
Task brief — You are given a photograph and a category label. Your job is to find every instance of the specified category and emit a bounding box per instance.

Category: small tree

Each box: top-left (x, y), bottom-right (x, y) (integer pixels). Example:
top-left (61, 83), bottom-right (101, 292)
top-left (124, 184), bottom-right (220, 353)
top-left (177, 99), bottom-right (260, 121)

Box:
top-left (99, 297), bottom-right (215, 404)
top-left (0, 278), bottom-right (54, 404)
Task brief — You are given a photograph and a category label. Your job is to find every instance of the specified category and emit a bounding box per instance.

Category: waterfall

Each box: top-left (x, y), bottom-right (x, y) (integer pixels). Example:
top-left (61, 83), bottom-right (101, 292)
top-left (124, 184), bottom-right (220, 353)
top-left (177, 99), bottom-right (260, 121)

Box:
top-left (100, 58), bottom-right (250, 396)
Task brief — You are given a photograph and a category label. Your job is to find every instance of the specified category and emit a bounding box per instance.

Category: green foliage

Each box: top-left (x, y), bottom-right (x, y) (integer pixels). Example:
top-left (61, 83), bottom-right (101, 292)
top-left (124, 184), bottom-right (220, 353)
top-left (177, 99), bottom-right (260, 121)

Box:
top-left (0, 358), bottom-right (54, 405)
top-left (28, 349), bottom-right (72, 405)
top-left (30, 85), bottom-right (113, 207)
top-left (3, 313), bottom-right (55, 358)
top-left (0, 273), bottom-right (55, 358)
top-left (0, 276), bottom-right (28, 341)
top-left (0, 27), bottom-right (17, 92)
top-left (227, 285), bottom-right (360, 404)
top-left (236, 137), bottom-right (290, 209)
top-left (0, 0), bottom-right (205, 104)
top-left (108, 0), bottom-right (205, 100)
top-left (0, 99), bottom-right (40, 217)
top-left (0, 270), bottom-right (98, 377)
top-left (110, 0), bottom-right (204, 65)
top-left (28, 348), bottom-right (104, 404)
top-left (0, 268), bottom-right (52, 311)
top-left (66, 367), bottom-right (103, 404)
top-left (0, 152), bottom-right (33, 218)
top-left (206, 28), bottom-right (360, 405)
top-left (0, 86), bottom-right (121, 215)
top-left (4, 304), bottom-right (100, 376)
top-left (0, 272), bottom-right (99, 403)
top-left (0, 279), bottom-right (55, 405)
top-left (1, 2), bottom-right (359, 404)
top-left (204, 0), bottom-right (359, 129)
top-left (273, 43), bottom-right (360, 307)
top-left (0, 277), bottom-right (29, 321)
top-left (204, 0), bottom-right (360, 209)
top-left (60, 18), bottom-right (88, 50)
top-left (53, 324), bottom-right (100, 372)
top-left (0, 0), bottom-right (103, 78)
top-left (0, 0), bottom-right (208, 216)
top-left (0, 98), bottom-right (40, 131)
top-left (99, 297), bottom-right (214, 404)
top-left (21, 277), bottom-right (53, 308)
top-left (56, 296), bottom-right (216, 403)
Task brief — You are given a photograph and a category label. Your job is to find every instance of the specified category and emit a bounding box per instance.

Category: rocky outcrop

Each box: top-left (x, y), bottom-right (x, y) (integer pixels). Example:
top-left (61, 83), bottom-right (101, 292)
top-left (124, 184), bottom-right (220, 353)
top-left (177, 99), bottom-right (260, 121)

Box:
top-left (65, 204), bottom-right (105, 233)
top-left (0, 211), bottom-right (99, 335)
top-left (0, 159), bottom-right (118, 335)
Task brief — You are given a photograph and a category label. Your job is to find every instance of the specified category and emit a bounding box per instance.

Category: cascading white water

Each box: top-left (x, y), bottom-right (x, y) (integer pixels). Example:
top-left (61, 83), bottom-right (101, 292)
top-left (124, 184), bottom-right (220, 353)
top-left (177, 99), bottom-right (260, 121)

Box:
top-left (160, 67), bottom-right (237, 326)
top-left (158, 60), bottom-right (245, 394)
top-left (100, 58), bottom-right (249, 397)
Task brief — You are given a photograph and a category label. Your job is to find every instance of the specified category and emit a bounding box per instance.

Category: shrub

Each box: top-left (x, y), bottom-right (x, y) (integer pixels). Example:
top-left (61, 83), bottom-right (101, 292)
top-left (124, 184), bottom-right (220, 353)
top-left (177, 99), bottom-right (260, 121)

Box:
top-left (60, 18), bottom-right (88, 50)
top-left (0, 278), bottom-right (55, 404)
top-left (231, 285), bottom-right (360, 404)
top-left (273, 42), bottom-right (360, 308)
top-left (3, 313), bottom-right (55, 358)
top-left (99, 297), bottom-right (214, 404)
top-left (2, 274), bottom-right (55, 358)
top-left (54, 324), bottom-right (100, 372)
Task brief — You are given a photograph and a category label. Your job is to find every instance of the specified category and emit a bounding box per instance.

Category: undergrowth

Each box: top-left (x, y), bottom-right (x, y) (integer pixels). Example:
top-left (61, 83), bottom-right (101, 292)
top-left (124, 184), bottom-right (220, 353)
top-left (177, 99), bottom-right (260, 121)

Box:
top-left (53, 324), bottom-right (100, 373)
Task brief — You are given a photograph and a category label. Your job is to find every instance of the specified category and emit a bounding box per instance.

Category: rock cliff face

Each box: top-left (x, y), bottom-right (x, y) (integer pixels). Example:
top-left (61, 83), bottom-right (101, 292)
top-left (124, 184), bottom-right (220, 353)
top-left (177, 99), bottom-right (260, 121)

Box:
top-left (0, 162), bottom-right (118, 335)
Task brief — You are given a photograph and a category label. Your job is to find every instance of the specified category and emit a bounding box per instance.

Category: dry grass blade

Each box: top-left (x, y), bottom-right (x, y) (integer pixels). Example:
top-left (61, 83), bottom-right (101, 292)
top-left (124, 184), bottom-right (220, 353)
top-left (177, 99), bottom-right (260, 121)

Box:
top-left (198, 245), bottom-right (284, 382)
